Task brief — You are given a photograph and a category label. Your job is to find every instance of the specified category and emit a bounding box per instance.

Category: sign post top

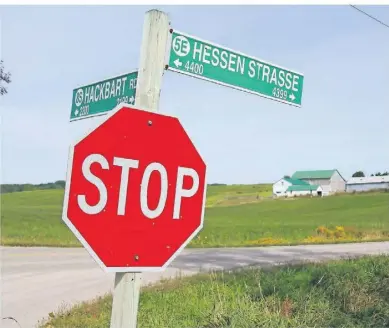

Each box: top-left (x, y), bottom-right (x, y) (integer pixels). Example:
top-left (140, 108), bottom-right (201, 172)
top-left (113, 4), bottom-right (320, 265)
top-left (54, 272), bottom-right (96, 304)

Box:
top-left (167, 30), bottom-right (304, 106)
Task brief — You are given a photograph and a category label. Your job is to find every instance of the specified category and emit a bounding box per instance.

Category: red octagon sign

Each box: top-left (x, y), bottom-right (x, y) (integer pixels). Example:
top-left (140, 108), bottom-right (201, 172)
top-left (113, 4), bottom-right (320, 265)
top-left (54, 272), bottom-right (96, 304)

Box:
top-left (62, 105), bottom-right (207, 272)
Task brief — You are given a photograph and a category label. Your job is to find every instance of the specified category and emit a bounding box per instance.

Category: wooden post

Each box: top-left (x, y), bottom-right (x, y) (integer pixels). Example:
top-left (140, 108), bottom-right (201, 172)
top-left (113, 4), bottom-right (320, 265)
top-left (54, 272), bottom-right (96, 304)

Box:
top-left (109, 273), bottom-right (141, 328)
top-left (109, 9), bottom-right (170, 328)
top-left (135, 9), bottom-right (170, 111)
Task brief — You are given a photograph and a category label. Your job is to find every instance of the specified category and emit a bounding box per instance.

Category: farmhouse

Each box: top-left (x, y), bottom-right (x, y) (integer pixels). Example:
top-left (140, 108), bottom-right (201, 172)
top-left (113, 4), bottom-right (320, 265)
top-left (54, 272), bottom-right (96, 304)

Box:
top-left (291, 169), bottom-right (346, 196)
top-left (273, 177), bottom-right (309, 197)
top-left (273, 177), bottom-right (323, 198)
top-left (346, 176), bottom-right (389, 193)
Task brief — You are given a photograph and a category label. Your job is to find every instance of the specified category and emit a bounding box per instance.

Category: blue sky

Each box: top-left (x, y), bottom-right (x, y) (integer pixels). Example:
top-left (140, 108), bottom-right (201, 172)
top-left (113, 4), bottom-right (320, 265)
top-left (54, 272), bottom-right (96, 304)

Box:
top-left (1, 5), bottom-right (388, 184)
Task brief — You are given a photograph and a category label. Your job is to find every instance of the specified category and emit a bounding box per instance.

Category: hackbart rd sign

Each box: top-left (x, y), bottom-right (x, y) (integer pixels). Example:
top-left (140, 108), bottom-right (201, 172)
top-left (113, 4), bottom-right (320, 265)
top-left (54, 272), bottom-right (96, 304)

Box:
top-left (70, 71), bottom-right (138, 121)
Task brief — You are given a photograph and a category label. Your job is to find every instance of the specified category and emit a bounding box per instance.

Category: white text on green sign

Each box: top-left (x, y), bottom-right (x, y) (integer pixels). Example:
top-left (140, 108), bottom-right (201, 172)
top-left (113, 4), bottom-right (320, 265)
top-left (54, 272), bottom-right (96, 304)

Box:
top-left (70, 71), bottom-right (138, 121)
top-left (168, 31), bottom-right (304, 106)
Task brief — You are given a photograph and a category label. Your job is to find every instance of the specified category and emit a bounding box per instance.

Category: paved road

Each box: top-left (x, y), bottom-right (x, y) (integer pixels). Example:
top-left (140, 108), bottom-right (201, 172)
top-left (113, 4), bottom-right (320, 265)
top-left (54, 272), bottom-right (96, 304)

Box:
top-left (2, 242), bottom-right (389, 328)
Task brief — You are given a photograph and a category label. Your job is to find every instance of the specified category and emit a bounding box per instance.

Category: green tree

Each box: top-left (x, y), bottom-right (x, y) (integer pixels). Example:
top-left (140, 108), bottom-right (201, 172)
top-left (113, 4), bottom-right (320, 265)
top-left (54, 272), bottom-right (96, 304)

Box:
top-left (352, 171), bottom-right (365, 177)
top-left (55, 180), bottom-right (66, 188)
top-left (0, 180), bottom-right (67, 194)
top-left (369, 172), bottom-right (389, 177)
top-left (0, 60), bottom-right (11, 95)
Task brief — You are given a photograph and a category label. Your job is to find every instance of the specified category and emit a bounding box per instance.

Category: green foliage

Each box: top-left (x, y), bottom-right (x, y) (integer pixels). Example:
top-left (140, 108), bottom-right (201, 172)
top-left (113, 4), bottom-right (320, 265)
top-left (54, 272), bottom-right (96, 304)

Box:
top-left (373, 172), bottom-right (389, 176)
top-left (41, 255), bottom-right (389, 328)
top-left (0, 181), bottom-right (66, 194)
top-left (352, 171), bottom-right (365, 177)
top-left (0, 60), bottom-right (11, 96)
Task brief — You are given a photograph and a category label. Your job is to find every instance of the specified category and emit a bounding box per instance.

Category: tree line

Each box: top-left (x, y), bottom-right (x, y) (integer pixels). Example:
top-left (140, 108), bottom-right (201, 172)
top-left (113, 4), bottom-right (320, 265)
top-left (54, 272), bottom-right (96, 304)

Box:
top-left (352, 171), bottom-right (389, 178)
top-left (1, 181), bottom-right (66, 194)
top-left (1, 60), bottom-right (11, 96)
top-left (1, 181), bottom-right (229, 194)
top-left (1, 171), bottom-right (386, 194)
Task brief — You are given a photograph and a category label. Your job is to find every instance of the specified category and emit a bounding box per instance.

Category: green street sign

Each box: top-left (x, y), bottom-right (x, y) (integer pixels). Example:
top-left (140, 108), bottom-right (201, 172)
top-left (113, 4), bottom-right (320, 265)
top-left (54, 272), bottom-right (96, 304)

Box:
top-left (167, 31), bottom-right (304, 106)
top-left (70, 71), bottom-right (138, 121)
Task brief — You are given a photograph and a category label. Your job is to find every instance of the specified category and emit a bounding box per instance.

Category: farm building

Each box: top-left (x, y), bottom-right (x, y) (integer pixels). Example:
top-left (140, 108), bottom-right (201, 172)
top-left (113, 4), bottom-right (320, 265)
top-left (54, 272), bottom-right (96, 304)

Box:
top-left (346, 176), bottom-right (389, 193)
top-left (286, 184), bottom-right (323, 198)
top-left (272, 177), bottom-right (310, 197)
top-left (291, 169), bottom-right (346, 195)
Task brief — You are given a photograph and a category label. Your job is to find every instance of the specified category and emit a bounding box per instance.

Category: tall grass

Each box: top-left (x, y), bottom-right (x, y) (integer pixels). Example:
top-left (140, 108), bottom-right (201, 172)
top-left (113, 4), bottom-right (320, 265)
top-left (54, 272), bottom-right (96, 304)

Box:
top-left (41, 255), bottom-right (389, 328)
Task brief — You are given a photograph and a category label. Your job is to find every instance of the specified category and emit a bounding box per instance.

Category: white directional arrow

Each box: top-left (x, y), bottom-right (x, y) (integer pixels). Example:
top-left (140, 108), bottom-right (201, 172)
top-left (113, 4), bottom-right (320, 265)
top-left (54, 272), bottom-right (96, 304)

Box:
top-left (174, 58), bottom-right (182, 68)
top-left (129, 96), bottom-right (135, 104)
top-left (74, 109), bottom-right (79, 116)
top-left (289, 93), bottom-right (296, 101)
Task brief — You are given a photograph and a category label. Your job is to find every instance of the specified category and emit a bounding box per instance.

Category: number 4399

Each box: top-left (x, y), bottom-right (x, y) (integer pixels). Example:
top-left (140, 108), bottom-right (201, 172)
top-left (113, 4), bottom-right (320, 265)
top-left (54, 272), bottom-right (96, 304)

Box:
top-left (272, 88), bottom-right (287, 100)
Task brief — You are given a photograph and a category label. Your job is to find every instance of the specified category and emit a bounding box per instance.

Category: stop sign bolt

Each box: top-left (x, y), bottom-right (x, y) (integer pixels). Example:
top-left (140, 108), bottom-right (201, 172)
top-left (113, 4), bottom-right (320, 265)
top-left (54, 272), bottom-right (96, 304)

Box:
top-left (148, 120), bottom-right (152, 126)
top-left (134, 255), bottom-right (139, 261)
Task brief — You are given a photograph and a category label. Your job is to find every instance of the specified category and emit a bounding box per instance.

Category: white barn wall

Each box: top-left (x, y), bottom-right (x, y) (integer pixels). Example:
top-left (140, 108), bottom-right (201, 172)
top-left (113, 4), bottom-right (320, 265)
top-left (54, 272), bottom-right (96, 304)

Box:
top-left (330, 171), bottom-right (346, 193)
top-left (287, 187), bottom-right (323, 198)
top-left (287, 190), bottom-right (310, 197)
top-left (300, 178), bottom-right (331, 194)
top-left (272, 179), bottom-right (292, 197)
top-left (346, 177), bottom-right (389, 192)
top-left (347, 183), bottom-right (389, 192)
top-left (299, 171), bottom-right (345, 195)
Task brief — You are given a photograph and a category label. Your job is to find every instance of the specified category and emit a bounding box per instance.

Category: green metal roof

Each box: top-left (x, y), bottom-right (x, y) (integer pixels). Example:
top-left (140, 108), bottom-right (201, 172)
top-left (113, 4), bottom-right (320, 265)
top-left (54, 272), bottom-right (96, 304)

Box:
top-left (286, 184), bottom-right (320, 192)
top-left (291, 170), bottom-right (337, 180)
top-left (283, 178), bottom-right (310, 186)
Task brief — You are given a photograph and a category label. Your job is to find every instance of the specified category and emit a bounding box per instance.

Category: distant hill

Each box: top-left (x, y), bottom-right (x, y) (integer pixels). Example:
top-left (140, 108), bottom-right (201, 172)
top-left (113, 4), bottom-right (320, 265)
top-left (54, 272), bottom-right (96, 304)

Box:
top-left (0, 181), bottom-right (225, 194)
top-left (0, 181), bottom-right (268, 194)
top-left (1, 180), bottom-right (66, 194)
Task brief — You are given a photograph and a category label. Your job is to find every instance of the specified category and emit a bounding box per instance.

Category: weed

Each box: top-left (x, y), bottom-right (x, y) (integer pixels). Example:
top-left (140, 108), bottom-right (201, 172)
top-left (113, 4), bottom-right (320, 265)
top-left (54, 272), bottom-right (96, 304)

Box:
top-left (40, 255), bottom-right (389, 328)
top-left (245, 237), bottom-right (288, 246)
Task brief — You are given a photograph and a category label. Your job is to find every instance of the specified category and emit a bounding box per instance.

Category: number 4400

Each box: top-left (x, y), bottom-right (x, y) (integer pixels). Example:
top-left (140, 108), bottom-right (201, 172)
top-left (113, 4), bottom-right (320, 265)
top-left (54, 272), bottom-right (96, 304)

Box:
top-left (185, 61), bottom-right (204, 75)
top-left (272, 88), bottom-right (287, 100)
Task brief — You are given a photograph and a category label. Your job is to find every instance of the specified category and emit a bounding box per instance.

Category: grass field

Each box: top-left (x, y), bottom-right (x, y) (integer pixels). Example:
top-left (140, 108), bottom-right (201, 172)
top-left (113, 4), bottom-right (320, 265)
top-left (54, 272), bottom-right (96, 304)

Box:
top-left (40, 255), bottom-right (389, 328)
top-left (1, 190), bottom-right (78, 246)
top-left (1, 186), bottom-right (388, 247)
top-left (205, 184), bottom-right (272, 207)
top-left (192, 191), bottom-right (389, 247)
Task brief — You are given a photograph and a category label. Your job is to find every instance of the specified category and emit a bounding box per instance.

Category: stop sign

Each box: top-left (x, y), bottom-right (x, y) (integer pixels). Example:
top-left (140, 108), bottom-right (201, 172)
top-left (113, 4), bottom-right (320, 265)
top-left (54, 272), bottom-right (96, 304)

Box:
top-left (62, 104), bottom-right (207, 272)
